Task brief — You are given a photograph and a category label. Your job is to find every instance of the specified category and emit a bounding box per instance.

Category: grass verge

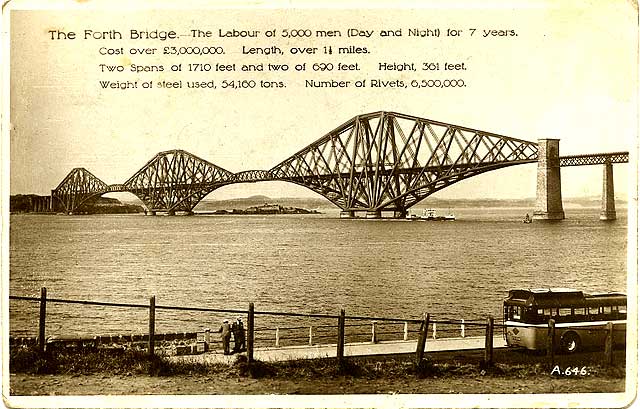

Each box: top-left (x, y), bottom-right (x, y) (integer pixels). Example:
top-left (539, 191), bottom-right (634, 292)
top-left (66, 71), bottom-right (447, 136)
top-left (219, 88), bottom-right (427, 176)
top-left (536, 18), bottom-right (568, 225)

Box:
top-left (10, 345), bottom-right (626, 380)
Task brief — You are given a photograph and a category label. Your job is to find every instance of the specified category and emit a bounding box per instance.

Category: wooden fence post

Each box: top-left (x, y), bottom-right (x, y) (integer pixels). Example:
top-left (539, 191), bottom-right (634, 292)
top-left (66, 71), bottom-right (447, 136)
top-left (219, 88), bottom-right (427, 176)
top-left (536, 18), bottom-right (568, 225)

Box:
top-left (484, 317), bottom-right (494, 366)
top-left (247, 302), bottom-right (255, 363)
top-left (604, 321), bottom-right (613, 366)
top-left (415, 313), bottom-right (430, 365)
top-left (275, 327), bottom-right (280, 348)
top-left (403, 322), bottom-right (409, 341)
top-left (547, 319), bottom-right (555, 368)
top-left (38, 287), bottom-right (47, 353)
top-left (432, 322), bottom-right (437, 339)
top-left (371, 321), bottom-right (377, 343)
top-left (309, 325), bottom-right (313, 346)
top-left (461, 319), bottom-right (465, 338)
top-left (337, 309), bottom-right (345, 364)
top-left (148, 296), bottom-right (155, 356)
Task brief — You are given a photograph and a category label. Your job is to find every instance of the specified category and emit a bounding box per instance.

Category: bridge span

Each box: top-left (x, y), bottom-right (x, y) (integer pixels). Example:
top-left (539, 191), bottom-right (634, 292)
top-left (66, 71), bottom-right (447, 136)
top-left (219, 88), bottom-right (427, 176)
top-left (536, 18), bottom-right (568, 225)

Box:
top-left (48, 111), bottom-right (629, 220)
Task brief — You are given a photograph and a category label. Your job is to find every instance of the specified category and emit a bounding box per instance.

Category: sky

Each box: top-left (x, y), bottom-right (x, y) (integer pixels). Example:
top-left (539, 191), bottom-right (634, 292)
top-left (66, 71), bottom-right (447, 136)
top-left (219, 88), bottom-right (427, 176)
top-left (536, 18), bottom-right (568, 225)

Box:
top-left (6, 1), bottom-right (637, 202)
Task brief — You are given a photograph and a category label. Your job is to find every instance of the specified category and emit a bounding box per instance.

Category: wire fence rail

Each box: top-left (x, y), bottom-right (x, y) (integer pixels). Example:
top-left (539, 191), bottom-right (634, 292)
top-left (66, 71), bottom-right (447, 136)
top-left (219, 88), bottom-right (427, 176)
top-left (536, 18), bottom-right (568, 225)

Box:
top-left (10, 288), bottom-right (623, 368)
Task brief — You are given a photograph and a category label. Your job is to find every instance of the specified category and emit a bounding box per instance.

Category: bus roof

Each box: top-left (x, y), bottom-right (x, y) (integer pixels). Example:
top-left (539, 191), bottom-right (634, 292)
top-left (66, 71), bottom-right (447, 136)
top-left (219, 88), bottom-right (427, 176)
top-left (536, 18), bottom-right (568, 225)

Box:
top-left (585, 293), bottom-right (627, 306)
top-left (504, 289), bottom-right (626, 308)
top-left (529, 288), bottom-right (579, 293)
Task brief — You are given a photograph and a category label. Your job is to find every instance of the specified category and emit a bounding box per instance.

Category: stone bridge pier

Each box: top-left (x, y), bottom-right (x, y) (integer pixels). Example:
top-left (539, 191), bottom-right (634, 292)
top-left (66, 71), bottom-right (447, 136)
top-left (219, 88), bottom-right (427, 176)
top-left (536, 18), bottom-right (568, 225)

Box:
top-left (31, 195), bottom-right (52, 212)
top-left (533, 140), bottom-right (623, 221)
top-left (600, 161), bottom-right (616, 221)
top-left (533, 139), bottom-right (565, 220)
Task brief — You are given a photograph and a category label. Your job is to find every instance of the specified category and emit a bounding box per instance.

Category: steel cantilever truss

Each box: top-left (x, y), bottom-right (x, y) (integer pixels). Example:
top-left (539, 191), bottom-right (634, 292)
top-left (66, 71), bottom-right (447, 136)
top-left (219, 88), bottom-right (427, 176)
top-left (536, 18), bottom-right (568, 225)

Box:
top-left (123, 149), bottom-right (234, 212)
top-left (52, 168), bottom-right (109, 213)
top-left (270, 112), bottom-right (539, 213)
top-left (54, 111), bottom-right (629, 215)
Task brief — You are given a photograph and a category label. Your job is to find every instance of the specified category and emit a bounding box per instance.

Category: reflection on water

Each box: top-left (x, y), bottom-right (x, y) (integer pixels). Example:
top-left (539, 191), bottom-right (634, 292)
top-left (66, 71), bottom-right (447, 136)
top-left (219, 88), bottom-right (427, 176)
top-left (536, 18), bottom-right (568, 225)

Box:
top-left (9, 208), bottom-right (627, 337)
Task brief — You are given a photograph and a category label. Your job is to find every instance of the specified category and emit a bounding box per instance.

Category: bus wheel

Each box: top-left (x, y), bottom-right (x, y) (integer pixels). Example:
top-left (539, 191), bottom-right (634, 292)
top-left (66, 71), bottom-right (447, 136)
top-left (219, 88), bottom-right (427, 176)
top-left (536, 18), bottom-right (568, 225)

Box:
top-left (560, 332), bottom-right (581, 354)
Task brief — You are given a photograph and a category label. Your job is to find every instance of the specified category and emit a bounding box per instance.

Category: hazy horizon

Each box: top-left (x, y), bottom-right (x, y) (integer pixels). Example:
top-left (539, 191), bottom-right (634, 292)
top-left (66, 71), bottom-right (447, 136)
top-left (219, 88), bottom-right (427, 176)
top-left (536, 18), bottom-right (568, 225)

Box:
top-left (10, 190), bottom-right (629, 202)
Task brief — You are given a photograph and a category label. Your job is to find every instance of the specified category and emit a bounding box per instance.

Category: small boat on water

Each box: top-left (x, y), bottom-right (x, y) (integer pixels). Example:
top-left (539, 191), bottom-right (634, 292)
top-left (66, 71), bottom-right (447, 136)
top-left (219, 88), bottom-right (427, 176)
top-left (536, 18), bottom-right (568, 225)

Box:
top-left (523, 213), bottom-right (532, 224)
top-left (407, 209), bottom-right (456, 221)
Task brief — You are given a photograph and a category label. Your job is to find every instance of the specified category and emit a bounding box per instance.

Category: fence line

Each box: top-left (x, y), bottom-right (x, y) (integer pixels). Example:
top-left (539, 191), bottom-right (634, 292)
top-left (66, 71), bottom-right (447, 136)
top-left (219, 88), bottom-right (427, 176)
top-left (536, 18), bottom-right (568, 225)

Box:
top-left (10, 289), bottom-right (621, 368)
top-left (9, 293), bottom-right (491, 327)
top-left (14, 292), bottom-right (620, 340)
top-left (11, 290), bottom-right (497, 356)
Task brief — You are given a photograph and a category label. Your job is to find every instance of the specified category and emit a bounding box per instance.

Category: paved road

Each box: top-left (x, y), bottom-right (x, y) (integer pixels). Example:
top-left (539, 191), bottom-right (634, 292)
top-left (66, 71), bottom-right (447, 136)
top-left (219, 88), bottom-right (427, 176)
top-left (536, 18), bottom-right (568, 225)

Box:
top-left (171, 335), bottom-right (507, 364)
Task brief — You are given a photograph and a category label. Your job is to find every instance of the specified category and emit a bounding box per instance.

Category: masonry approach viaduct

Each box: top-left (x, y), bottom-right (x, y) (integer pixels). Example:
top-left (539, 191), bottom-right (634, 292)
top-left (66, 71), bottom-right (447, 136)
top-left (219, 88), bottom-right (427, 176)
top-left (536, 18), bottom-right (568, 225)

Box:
top-left (46, 111), bottom-right (629, 220)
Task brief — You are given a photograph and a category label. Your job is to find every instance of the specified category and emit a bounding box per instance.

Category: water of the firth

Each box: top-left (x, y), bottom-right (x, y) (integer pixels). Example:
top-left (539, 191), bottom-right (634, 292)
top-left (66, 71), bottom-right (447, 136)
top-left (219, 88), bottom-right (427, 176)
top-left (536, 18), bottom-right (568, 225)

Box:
top-left (9, 207), bottom-right (627, 338)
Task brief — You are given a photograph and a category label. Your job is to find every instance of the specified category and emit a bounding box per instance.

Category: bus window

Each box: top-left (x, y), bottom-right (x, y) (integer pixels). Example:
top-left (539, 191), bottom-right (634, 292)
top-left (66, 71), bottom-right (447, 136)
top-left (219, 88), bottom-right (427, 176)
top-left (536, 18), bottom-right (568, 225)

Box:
top-left (512, 307), bottom-right (521, 320)
top-left (603, 306), bottom-right (612, 314)
top-left (619, 305), bottom-right (627, 314)
top-left (589, 307), bottom-right (599, 315)
top-left (506, 306), bottom-right (515, 320)
top-left (559, 308), bottom-right (573, 316)
top-left (538, 308), bottom-right (551, 321)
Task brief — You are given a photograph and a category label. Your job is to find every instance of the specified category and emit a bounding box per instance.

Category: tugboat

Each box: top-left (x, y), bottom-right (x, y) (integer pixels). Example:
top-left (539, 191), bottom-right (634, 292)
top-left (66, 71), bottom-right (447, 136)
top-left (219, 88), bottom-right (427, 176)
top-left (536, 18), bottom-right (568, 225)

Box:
top-left (407, 209), bottom-right (456, 221)
top-left (523, 213), bottom-right (532, 224)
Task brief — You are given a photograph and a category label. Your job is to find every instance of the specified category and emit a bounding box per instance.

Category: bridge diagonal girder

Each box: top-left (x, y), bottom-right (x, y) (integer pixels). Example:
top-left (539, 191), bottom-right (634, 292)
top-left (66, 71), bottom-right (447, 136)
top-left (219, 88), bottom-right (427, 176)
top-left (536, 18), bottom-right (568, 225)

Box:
top-left (270, 111), bottom-right (539, 212)
top-left (52, 168), bottom-right (109, 213)
top-left (122, 149), bottom-right (234, 212)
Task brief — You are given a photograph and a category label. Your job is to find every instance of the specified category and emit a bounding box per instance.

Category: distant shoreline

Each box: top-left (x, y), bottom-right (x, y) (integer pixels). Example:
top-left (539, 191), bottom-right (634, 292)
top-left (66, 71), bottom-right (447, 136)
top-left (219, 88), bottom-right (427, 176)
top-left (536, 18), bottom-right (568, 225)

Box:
top-left (9, 193), bottom-right (627, 215)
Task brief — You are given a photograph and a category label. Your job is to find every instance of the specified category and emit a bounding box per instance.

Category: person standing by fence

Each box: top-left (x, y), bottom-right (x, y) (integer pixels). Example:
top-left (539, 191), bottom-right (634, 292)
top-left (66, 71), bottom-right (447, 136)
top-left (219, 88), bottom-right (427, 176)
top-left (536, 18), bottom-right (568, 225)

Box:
top-left (232, 317), bottom-right (246, 353)
top-left (218, 319), bottom-right (232, 355)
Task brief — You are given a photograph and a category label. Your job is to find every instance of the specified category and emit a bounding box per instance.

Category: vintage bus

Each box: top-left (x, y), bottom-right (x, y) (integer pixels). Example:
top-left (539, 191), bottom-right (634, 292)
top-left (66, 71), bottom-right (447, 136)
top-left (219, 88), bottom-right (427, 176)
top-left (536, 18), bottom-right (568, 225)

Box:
top-left (503, 288), bottom-right (626, 353)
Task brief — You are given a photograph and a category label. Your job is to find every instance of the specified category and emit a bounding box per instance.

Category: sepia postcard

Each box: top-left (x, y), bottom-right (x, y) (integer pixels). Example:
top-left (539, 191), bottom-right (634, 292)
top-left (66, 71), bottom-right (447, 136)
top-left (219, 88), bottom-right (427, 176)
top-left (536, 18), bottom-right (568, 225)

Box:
top-left (2, 0), bottom-right (638, 408)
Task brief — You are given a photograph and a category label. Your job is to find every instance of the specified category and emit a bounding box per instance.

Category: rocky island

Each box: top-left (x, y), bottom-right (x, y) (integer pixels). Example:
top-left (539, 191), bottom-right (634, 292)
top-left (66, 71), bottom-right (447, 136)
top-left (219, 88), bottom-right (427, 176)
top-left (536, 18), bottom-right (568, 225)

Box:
top-left (207, 203), bottom-right (321, 215)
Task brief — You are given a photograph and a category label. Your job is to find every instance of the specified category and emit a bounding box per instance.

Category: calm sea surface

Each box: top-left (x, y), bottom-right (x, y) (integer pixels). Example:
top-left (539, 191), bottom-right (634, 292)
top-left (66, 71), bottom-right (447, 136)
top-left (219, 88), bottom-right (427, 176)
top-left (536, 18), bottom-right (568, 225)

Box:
top-left (9, 207), bottom-right (628, 338)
